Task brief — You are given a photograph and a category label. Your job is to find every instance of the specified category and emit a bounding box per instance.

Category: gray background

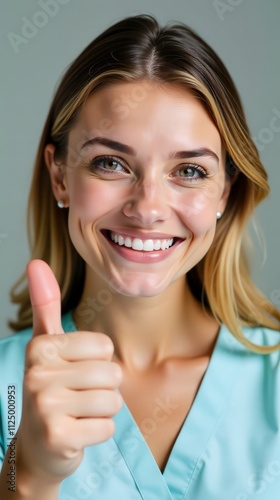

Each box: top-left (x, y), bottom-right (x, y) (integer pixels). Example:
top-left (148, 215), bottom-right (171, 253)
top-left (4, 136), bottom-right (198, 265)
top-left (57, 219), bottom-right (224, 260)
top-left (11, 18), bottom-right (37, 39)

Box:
top-left (1, 0), bottom-right (280, 338)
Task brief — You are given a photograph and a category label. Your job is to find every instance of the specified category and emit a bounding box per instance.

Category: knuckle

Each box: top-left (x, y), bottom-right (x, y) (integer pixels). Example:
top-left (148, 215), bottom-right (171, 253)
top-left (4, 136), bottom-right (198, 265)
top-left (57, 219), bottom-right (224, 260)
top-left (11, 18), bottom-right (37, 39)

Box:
top-left (91, 390), bottom-right (122, 415)
top-left (25, 336), bottom-right (41, 363)
top-left (24, 364), bottom-right (53, 394)
top-left (108, 391), bottom-right (123, 413)
top-left (101, 418), bottom-right (116, 439)
top-left (111, 363), bottom-right (123, 384)
top-left (33, 389), bottom-right (54, 416)
top-left (96, 333), bottom-right (114, 353)
top-left (24, 367), bottom-right (40, 393)
top-left (114, 392), bottom-right (123, 411)
top-left (26, 335), bottom-right (58, 368)
top-left (43, 419), bottom-right (65, 452)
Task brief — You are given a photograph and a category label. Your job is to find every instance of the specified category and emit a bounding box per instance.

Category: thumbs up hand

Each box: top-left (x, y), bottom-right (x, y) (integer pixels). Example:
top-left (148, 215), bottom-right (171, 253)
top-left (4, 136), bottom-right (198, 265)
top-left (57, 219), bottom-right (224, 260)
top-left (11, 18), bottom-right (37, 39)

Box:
top-left (16, 260), bottom-right (123, 485)
top-left (27, 259), bottom-right (64, 336)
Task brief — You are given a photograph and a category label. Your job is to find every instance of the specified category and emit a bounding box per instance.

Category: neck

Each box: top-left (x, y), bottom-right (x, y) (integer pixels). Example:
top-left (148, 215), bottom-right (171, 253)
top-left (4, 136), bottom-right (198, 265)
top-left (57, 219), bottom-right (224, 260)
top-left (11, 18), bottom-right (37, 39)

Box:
top-left (73, 271), bottom-right (219, 371)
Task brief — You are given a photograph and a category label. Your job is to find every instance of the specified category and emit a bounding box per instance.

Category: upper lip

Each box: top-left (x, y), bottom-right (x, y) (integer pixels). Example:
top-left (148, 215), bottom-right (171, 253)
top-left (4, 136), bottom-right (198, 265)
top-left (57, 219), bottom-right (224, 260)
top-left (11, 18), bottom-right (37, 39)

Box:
top-left (103, 229), bottom-right (184, 240)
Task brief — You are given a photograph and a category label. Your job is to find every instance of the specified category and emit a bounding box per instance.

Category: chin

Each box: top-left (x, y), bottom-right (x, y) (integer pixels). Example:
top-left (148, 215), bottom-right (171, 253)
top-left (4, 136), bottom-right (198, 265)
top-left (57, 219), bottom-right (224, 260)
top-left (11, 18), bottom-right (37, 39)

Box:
top-left (108, 274), bottom-right (172, 298)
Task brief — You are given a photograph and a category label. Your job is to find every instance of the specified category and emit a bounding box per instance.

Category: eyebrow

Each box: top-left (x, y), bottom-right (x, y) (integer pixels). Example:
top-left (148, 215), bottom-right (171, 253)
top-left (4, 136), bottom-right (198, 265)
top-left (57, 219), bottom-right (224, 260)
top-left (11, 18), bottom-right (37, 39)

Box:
top-left (170, 148), bottom-right (219, 163)
top-left (80, 137), bottom-right (219, 163)
top-left (80, 137), bottom-right (136, 155)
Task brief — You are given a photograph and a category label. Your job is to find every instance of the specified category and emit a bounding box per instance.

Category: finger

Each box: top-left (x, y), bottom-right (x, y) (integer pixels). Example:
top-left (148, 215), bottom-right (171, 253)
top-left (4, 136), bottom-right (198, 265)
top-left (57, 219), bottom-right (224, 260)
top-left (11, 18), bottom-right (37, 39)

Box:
top-left (27, 259), bottom-right (64, 337)
top-left (75, 417), bottom-right (116, 446)
top-left (58, 360), bottom-right (122, 390)
top-left (65, 390), bottom-right (123, 418)
top-left (52, 416), bottom-right (116, 449)
top-left (58, 331), bottom-right (114, 362)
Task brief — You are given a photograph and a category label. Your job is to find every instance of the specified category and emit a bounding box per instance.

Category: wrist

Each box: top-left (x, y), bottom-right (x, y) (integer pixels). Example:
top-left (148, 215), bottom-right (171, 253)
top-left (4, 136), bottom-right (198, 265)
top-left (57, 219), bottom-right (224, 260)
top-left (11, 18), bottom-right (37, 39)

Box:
top-left (13, 432), bottom-right (62, 499)
top-left (15, 471), bottom-right (60, 500)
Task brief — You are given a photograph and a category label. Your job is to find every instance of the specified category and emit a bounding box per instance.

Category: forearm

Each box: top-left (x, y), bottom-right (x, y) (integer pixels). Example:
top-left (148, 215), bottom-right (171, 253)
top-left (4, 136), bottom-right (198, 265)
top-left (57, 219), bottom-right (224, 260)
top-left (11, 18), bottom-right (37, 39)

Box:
top-left (0, 448), bottom-right (60, 500)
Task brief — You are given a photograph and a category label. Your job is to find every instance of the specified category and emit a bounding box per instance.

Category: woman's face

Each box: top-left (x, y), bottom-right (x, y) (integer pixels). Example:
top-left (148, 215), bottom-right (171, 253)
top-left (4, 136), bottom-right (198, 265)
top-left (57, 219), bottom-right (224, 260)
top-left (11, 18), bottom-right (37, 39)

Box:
top-left (48, 81), bottom-right (231, 297)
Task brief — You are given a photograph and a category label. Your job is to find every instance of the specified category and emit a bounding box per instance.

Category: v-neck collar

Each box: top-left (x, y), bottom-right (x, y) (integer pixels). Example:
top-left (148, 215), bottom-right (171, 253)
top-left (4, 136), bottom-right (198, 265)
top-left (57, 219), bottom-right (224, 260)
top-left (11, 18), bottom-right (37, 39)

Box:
top-left (112, 324), bottom-right (249, 499)
top-left (64, 312), bottom-right (249, 499)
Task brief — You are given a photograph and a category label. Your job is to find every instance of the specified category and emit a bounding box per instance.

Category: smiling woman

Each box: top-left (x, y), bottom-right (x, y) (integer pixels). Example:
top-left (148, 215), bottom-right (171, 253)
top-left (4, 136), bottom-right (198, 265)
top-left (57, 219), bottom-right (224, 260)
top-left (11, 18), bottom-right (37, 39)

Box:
top-left (1, 14), bottom-right (280, 500)
top-left (46, 82), bottom-right (228, 295)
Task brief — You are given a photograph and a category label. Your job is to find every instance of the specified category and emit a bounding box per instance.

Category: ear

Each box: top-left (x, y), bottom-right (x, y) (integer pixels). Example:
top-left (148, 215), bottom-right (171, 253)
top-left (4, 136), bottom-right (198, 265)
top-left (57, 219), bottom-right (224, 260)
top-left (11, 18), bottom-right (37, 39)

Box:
top-left (44, 144), bottom-right (69, 207)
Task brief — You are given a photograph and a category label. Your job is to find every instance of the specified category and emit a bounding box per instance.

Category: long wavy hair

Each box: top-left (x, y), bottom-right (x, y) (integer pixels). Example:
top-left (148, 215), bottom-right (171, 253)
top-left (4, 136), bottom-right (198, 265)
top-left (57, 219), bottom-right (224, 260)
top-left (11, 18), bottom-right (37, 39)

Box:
top-left (9, 15), bottom-right (280, 353)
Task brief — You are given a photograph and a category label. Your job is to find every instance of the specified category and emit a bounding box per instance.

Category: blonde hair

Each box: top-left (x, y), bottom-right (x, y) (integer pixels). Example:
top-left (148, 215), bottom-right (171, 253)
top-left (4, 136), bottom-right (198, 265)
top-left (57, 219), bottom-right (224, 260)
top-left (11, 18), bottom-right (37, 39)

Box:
top-left (9, 15), bottom-right (280, 353)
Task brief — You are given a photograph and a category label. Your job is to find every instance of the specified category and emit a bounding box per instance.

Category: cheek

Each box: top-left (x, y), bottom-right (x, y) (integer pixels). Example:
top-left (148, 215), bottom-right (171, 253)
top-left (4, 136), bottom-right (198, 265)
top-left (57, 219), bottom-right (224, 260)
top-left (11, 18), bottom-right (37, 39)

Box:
top-left (67, 176), bottom-right (116, 222)
top-left (176, 190), bottom-right (218, 234)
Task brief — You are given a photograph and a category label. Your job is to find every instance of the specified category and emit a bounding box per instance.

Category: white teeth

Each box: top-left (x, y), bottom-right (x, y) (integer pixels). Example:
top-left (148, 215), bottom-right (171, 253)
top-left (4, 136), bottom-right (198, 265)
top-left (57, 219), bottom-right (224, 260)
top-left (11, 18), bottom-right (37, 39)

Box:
top-left (143, 239), bottom-right (154, 252)
top-left (154, 240), bottom-right (161, 250)
top-left (132, 238), bottom-right (143, 251)
top-left (124, 237), bottom-right (132, 248)
top-left (109, 232), bottom-right (174, 252)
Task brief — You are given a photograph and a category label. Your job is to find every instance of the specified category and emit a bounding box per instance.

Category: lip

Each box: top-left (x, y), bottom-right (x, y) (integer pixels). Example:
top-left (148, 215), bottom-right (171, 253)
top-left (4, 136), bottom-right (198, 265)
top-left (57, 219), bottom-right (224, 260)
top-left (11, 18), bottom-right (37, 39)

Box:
top-left (101, 229), bottom-right (184, 264)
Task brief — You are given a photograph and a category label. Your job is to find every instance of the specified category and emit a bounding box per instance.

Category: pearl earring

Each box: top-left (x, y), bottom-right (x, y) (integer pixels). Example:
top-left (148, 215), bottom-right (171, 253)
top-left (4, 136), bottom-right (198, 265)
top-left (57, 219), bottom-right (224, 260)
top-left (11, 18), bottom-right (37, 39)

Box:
top-left (57, 200), bottom-right (65, 209)
top-left (216, 211), bottom-right (222, 219)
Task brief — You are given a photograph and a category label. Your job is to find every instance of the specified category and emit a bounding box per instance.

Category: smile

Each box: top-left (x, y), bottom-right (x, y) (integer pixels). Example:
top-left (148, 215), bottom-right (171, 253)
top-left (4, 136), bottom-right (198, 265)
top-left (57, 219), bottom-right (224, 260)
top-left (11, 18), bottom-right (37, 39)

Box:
top-left (109, 231), bottom-right (174, 252)
top-left (102, 230), bottom-right (183, 264)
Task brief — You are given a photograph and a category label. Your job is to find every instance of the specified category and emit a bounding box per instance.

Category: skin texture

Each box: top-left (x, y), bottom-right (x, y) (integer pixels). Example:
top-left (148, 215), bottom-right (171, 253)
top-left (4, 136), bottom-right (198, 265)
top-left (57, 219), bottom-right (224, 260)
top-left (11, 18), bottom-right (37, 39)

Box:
top-left (46, 81), bottom-right (230, 361)
top-left (45, 81), bottom-right (231, 470)
top-left (0, 82), bottom-right (232, 497)
top-left (49, 81), bottom-right (229, 300)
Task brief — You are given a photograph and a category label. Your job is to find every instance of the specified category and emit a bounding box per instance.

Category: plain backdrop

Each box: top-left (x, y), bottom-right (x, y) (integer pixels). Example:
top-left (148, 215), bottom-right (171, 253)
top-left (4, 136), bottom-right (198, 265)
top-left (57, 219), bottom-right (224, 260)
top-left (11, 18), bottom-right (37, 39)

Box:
top-left (1, 0), bottom-right (280, 338)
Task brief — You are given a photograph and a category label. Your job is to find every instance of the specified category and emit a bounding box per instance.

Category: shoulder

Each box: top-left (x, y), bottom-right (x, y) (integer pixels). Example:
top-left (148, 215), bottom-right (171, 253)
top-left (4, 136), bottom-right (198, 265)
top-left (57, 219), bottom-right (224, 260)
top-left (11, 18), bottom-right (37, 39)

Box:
top-left (244, 324), bottom-right (280, 361)
top-left (0, 328), bottom-right (32, 363)
top-left (248, 324), bottom-right (280, 345)
top-left (219, 323), bottom-right (280, 379)
top-left (217, 323), bottom-right (280, 379)
top-left (221, 322), bottom-right (280, 351)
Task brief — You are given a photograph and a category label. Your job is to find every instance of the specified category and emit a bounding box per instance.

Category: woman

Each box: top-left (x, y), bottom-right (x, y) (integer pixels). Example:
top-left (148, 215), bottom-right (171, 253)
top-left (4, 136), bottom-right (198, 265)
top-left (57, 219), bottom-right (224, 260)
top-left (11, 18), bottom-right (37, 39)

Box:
top-left (1, 14), bottom-right (280, 499)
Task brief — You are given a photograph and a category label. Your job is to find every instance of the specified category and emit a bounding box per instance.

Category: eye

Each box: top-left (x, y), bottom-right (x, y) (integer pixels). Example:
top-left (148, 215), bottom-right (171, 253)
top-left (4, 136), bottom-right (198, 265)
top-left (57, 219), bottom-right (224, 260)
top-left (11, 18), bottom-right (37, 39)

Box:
top-left (87, 156), bottom-right (128, 174)
top-left (174, 163), bottom-right (208, 182)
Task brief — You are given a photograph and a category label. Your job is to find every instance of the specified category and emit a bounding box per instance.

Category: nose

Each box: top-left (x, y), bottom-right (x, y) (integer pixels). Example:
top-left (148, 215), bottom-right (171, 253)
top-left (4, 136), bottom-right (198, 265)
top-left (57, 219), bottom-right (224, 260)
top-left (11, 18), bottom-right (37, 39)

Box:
top-left (122, 180), bottom-right (171, 226)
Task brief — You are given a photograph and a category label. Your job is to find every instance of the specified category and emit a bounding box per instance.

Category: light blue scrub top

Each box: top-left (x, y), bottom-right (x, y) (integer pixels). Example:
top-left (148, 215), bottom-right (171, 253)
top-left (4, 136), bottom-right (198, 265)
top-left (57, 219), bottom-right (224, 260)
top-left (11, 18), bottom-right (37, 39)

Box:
top-left (1, 311), bottom-right (280, 499)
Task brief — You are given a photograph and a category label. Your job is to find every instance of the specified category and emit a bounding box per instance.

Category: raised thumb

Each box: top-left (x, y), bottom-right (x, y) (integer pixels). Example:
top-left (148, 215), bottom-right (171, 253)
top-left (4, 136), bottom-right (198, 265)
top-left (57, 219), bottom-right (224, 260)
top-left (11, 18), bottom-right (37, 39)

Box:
top-left (27, 259), bottom-right (64, 336)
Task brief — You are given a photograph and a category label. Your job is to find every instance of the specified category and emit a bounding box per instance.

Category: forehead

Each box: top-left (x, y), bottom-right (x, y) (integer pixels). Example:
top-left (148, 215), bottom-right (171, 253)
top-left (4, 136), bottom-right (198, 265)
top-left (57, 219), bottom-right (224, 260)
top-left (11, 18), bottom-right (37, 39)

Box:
top-left (70, 80), bottom-right (223, 157)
